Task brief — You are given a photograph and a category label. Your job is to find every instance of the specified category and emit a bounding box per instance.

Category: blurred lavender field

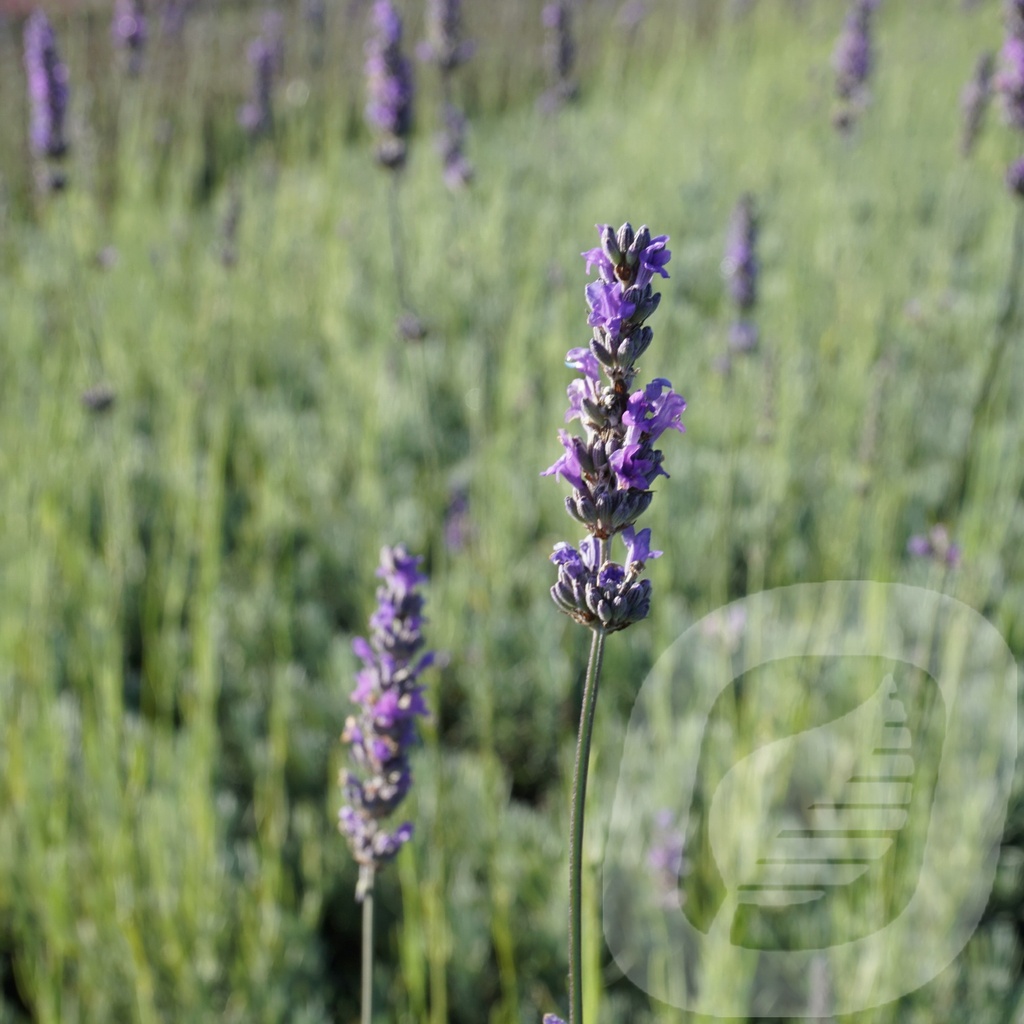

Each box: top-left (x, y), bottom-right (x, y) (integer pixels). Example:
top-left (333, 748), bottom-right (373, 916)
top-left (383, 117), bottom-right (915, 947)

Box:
top-left (2, 1), bottom-right (1024, 1022)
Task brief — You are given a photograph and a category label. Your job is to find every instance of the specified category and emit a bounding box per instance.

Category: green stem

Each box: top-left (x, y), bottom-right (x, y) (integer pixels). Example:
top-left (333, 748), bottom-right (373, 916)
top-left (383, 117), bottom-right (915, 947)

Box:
top-left (568, 626), bottom-right (606, 1024)
top-left (361, 867), bottom-right (376, 1024)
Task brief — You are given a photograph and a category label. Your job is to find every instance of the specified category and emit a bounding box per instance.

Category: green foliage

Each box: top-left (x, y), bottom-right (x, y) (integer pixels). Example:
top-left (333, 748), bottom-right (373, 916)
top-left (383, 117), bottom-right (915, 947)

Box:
top-left (1, 0), bottom-right (1023, 1021)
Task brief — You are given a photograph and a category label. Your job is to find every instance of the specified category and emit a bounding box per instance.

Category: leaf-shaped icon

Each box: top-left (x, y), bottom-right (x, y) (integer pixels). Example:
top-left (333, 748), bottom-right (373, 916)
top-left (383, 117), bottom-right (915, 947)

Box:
top-left (706, 675), bottom-right (912, 938)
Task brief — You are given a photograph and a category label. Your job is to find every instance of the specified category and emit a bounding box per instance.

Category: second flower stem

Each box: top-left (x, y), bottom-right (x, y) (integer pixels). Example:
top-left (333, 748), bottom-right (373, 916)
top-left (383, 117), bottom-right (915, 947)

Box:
top-left (361, 867), bottom-right (376, 1024)
top-left (568, 626), bottom-right (606, 1024)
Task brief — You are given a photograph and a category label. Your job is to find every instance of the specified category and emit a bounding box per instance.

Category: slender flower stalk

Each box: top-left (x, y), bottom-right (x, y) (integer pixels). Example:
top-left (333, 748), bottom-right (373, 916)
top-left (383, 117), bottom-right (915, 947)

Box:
top-left (112, 0), bottom-right (147, 77)
top-left (542, 224), bottom-right (684, 1024)
top-left (960, 51), bottom-right (995, 156)
top-left (831, 0), bottom-right (878, 133)
top-left (722, 193), bottom-right (760, 354)
top-left (23, 9), bottom-right (70, 190)
top-left (339, 545), bottom-right (434, 1024)
top-left (539, 1), bottom-right (578, 113)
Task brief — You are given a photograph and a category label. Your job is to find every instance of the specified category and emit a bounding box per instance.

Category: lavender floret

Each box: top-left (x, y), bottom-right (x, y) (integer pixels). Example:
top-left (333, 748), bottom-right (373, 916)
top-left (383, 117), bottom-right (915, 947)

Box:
top-left (365, 0), bottom-right (415, 170)
top-left (543, 224), bottom-right (684, 633)
top-left (23, 10), bottom-right (70, 161)
top-left (339, 545), bottom-right (434, 897)
top-left (907, 524), bottom-right (961, 567)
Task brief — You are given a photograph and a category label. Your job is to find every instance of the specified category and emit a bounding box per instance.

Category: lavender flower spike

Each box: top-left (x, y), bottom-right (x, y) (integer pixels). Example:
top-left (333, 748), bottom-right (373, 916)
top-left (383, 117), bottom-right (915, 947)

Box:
top-left (960, 51), bottom-right (995, 157)
top-left (437, 103), bottom-right (474, 190)
top-left (365, 0), bottom-right (415, 170)
top-left (722, 193), bottom-right (759, 353)
top-left (539, 0), bottom-right (578, 112)
top-left (23, 10), bottom-right (70, 161)
top-left (543, 224), bottom-right (684, 633)
top-left (339, 544), bottom-right (434, 898)
top-left (112, 0), bottom-right (147, 77)
top-left (831, 0), bottom-right (878, 132)
top-left (238, 12), bottom-right (284, 138)
top-left (419, 0), bottom-right (474, 73)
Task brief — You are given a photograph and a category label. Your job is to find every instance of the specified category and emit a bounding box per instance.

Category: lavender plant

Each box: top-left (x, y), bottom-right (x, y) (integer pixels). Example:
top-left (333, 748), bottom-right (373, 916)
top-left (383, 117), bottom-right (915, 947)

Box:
top-left (722, 193), bottom-right (760, 355)
top-left (112, 0), bottom-right (147, 77)
top-left (960, 51), bottom-right (995, 157)
top-left (436, 103), bottom-right (474, 191)
top-left (339, 545), bottom-right (434, 1024)
top-left (542, 224), bottom-right (684, 1024)
top-left (831, 0), bottom-right (878, 134)
top-left (22, 9), bottom-right (70, 191)
top-left (540, 1), bottom-right (578, 113)
top-left (998, 0), bottom-right (1024, 196)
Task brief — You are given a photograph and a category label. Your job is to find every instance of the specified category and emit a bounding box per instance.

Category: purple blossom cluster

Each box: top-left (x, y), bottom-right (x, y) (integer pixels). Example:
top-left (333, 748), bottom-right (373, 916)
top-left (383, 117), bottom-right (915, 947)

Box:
top-left (907, 524), bottom-right (961, 567)
top-left (543, 224), bottom-right (684, 633)
top-left (539, 1), bottom-right (578, 112)
top-left (998, 0), bottom-right (1024, 194)
top-left (23, 10), bottom-right (70, 163)
top-left (960, 51), bottom-right (995, 157)
top-left (112, 0), bottom-right (147, 77)
top-left (238, 11), bottom-right (284, 138)
top-left (722, 193), bottom-right (759, 353)
top-left (365, 0), bottom-right (415, 170)
top-left (832, 0), bottom-right (878, 132)
top-left (339, 545), bottom-right (434, 897)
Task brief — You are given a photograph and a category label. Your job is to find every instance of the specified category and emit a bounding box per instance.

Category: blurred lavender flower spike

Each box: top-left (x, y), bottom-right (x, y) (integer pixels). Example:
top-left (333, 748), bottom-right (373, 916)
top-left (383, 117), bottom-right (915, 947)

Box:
top-left (23, 10), bottom-right (70, 161)
top-left (365, 0), bottom-right (415, 170)
top-left (543, 1016), bottom-right (567, 1024)
top-left (160, 0), bottom-right (191, 37)
top-left (238, 13), bottom-right (284, 138)
top-left (907, 524), bottom-right (961, 567)
top-left (832, 0), bottom-right (878, 131)
top-left (112, 0), bottom-right (147, 77)
top-left (339, 545), bottom-right (434, 898)
top-left (418, 0), bottom-right (474, 73)
top-left (543, 224), bottom-right (684, 633)
top-left (722, 193), bottom-right (760, 353)
top-left (998, 8), bottom-right (1024, 130)
top-left (648, 809), bottom-right (688, 909)
top-left (539, 0), bottom-right (578, 112)
top-left (960, 51), bottom-right (995, 156)
top-left (437, 103), bottom-right (474, 190)
top-left (1008, 155), bottom-right (1024, 197)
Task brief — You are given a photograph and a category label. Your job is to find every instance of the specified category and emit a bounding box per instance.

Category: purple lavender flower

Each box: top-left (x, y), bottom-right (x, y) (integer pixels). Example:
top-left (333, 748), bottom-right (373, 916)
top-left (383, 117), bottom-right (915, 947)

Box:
top-left (436, 103), bottom-right (473, 190)
top-left (722, 193), bottom-right (760, 353)
top-left (365, 0), bottom-right (415, 170)
top-left (997, 34), bottom-right (1024, 130)
top-left (23, 10), bottom-right (70, 162)
top-left (539, 0), bottom-right (578, 112)
top-left (238, 12), bottom-right (284, 138)
top-left (418, 0), bottom-right (474, 73)
top-left (961, 51), bottom-right (995, 156)
top-left (907, 524), bottom-right (961, 567)
top-left (543, 224), bottom-right (684, 633)
top-left (339, 545), bottom-right (434, 897)
top-left (648, 809), bottom-right (687, 909)
top-left (1008, 155), bottom-right (1024, 196)
top-left (112, 0), bottom-right (147, 77)
top-left (832, 0), bottom-right (878, 131)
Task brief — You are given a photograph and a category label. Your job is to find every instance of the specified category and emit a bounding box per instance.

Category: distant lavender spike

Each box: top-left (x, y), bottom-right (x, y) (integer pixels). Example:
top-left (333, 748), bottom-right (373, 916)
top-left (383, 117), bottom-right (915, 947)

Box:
top-left (832, 0), bottom-right (878, 132)
top-left (722, 194), bottom-right (760, 353)
top-left (112, 0), bottom-right (147, 76)
top-left (960, 51), bottom-right (995, 156)
top-left (339, 545), bottom-right (434, 899)
top-left (23, 10), bottom-right (70, 161)
top-left (238, 13), bottom-right (283, 138)
top-left (539, 0), bottom-right (578, 112)
top-left (365, 0), bottom-right (415, 170)
top-left (437, 103), bottom-right (474, 190)
top-left (420, 0), bottom-right (474, 73)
